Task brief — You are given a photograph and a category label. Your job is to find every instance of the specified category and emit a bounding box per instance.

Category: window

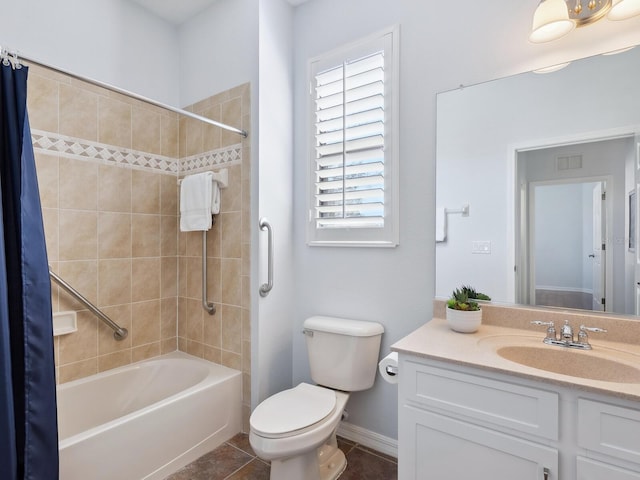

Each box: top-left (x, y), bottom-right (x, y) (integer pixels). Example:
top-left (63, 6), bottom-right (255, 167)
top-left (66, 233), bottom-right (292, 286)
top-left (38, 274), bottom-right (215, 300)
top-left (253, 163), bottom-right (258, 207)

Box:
top-left (307, 26), bottom-right (399, 247)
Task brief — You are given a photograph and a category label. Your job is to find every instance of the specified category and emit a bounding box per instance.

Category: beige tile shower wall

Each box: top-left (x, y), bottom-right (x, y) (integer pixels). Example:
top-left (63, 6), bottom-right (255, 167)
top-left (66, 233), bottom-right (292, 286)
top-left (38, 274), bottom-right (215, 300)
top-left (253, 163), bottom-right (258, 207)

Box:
top-left (27, 63), bottom-right (180, 384)
top-left (27, 62), bottom-right (251, 429)
top-left (177, 83), bottom-right (251, 430)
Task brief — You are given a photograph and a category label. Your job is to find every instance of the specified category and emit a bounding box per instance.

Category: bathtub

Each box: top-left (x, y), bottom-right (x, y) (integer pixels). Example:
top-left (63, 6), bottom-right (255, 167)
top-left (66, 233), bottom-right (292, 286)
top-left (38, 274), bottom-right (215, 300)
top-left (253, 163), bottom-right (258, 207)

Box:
top-left (57, 351), bottom-right (242, 480)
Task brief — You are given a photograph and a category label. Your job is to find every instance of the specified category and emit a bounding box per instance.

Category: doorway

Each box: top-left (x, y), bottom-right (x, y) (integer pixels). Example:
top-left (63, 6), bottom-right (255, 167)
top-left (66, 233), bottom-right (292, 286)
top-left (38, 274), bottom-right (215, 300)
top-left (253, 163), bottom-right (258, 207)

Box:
top-left (528, 179), bottom-right (607, 311)
top-left (513, 135), bottom-right (633, 313)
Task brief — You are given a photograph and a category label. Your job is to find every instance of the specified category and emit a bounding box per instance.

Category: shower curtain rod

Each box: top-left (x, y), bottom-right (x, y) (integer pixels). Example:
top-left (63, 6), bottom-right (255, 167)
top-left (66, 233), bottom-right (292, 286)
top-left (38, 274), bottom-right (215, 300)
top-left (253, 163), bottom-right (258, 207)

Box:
top-left (12, 50), bottom-right (248, 138)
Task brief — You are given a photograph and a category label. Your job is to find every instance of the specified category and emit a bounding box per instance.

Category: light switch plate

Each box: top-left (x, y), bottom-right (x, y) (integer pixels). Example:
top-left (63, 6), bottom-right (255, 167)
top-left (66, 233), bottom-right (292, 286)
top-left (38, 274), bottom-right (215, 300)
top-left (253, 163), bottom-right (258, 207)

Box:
top-left (472, 241), bottom-right (491, 254)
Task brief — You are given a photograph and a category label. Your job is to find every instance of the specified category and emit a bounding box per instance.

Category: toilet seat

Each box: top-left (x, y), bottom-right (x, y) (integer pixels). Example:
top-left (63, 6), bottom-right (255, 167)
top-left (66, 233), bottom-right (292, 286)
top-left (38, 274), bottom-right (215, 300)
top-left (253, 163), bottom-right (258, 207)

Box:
top-left (250, 383), bottom-right (336, 439)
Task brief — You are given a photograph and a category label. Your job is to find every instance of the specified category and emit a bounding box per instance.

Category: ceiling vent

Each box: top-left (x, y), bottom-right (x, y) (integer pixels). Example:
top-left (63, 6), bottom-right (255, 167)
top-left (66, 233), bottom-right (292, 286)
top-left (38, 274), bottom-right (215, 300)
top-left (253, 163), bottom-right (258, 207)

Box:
top-left (556, 154), bottom-right (583, 171)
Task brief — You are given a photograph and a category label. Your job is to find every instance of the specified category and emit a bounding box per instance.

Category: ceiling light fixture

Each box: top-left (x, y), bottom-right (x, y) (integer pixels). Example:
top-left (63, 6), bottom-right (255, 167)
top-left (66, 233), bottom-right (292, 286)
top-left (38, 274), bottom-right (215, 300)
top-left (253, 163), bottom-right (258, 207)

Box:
top-left (529, 0), bottom-right (640, 43)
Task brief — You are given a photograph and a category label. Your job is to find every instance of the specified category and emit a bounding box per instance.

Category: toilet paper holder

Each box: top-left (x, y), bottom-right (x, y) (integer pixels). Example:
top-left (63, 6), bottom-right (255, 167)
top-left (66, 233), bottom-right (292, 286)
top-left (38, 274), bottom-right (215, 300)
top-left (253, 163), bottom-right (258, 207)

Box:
top-left (378, 351), bottom-right (399, 384)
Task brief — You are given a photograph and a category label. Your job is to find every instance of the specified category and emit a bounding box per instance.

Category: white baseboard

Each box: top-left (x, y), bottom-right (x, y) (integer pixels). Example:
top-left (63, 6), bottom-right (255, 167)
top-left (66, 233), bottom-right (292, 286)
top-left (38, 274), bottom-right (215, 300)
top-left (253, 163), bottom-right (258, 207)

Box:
top-left (337, 421), bottom-right (398, 459)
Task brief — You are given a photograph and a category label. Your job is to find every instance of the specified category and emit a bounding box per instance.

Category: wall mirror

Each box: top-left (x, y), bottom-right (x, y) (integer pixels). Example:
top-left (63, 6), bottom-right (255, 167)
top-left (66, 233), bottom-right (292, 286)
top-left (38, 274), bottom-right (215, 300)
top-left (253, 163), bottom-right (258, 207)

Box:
top-left (436, 46), bottom-right (640, 317)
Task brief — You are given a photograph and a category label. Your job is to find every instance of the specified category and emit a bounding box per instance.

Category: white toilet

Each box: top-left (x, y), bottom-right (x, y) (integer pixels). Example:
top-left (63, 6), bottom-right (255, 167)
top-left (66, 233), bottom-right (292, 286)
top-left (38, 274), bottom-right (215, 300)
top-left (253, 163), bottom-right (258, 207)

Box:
top-left (249, 316), bottom-right (384, 480)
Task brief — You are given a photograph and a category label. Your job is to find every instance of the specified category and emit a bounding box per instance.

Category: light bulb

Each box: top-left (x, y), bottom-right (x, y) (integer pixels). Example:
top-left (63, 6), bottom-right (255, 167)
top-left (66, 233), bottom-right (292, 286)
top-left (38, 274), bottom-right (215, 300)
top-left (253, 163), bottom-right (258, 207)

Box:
top-left (608, 0), bottom-right (640, 20)
top-left (529, 0), bottom-right (576, 43)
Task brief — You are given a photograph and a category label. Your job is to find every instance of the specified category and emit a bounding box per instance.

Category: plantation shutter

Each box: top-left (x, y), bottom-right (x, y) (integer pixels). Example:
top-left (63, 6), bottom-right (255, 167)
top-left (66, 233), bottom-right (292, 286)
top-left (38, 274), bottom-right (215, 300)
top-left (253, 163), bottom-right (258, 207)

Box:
top-left (313, 51), bottom-right (386, 229)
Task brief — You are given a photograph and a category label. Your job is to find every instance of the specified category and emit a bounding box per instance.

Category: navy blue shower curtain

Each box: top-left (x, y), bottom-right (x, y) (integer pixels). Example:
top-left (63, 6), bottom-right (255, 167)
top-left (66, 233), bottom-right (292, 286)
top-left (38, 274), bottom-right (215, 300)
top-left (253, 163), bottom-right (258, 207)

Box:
top-left (0, 61), bottom-right (59, 479)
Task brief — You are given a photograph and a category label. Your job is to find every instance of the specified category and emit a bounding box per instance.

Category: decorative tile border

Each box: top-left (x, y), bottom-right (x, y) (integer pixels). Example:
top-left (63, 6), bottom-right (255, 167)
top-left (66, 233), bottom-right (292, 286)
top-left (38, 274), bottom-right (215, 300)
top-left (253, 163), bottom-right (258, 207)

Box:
top-left (31, 129), bottom-right (242, 176)
top-left (179, 144), bottom-right (242, 174)
top-left (31, 129), bottom-right (178, 174)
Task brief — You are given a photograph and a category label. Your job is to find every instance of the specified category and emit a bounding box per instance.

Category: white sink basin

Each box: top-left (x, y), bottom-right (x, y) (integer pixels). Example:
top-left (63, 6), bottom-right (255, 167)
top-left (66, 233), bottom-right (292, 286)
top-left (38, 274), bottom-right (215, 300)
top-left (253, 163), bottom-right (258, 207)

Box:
top-left (478, 335), bottom-right (640, 384)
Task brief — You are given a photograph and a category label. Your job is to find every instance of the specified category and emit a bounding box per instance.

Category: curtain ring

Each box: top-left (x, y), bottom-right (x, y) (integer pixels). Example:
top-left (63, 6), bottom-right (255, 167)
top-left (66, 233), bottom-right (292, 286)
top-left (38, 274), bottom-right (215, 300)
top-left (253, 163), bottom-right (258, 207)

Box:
top-left (1, 48), bottom-right (10, 67)
top-left (12, 52), bottom-right (22, 69)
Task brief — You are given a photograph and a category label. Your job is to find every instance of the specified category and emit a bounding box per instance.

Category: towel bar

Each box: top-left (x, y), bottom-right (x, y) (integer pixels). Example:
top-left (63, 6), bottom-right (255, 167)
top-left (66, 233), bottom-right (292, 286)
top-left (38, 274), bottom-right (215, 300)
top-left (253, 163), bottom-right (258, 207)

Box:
top-left (177, 168), bottom-right (228, 188)
top-left (445, 204), bottom-right (469, 216)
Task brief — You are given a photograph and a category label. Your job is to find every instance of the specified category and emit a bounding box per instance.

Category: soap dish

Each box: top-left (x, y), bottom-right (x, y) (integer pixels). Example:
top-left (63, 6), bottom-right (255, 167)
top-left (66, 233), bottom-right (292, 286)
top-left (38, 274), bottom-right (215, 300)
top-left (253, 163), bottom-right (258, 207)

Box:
top-left (53, 311), bottom-right (77, 336)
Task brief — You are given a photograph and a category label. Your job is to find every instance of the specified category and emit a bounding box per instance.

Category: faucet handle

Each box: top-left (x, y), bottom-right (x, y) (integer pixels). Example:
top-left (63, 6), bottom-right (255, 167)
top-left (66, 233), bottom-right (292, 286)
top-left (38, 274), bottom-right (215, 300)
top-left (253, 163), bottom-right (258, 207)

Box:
top-left (531, 320), bottom-right (554, 327)
top-left (531, 320), bottom-right (557, 341)
top-left (577, 325), bottom-right (607, 349)
top-left (579, 325), bottom-right (608, 334)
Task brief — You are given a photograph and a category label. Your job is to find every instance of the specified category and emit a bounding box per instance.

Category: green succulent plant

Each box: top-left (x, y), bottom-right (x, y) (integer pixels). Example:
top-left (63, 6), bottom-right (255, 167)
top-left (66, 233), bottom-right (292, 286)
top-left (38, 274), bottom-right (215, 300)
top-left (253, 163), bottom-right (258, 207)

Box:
top-left (460, 285), bottom-right (491, 301)
top-left (447, 285), bottom-right (490, 311)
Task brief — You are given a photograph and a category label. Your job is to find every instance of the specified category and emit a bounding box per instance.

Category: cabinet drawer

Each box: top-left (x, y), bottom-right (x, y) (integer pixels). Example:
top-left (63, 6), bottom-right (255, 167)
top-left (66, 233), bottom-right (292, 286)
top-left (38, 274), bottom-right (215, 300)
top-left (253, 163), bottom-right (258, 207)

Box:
top-left (577, 456), bottom-right (640, 480)
top-left (578, 399), bottom-right (640, 464)
top-left (401, 360), bottom-right (559, 440)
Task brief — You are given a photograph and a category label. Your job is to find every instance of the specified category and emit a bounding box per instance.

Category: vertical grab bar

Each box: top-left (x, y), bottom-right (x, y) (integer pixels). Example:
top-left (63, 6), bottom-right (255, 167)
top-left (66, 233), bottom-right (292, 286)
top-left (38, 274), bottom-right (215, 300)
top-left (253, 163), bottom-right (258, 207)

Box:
top-left (259, 218), bottom-right (273, 297)
top-left (202, 230), bottom-right (215, 315)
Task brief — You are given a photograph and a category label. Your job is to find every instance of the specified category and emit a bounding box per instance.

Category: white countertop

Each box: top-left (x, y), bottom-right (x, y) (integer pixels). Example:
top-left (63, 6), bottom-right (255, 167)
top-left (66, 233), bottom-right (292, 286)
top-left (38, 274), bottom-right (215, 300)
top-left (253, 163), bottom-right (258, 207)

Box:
top-left (392, 317), bottom-right (640, 402)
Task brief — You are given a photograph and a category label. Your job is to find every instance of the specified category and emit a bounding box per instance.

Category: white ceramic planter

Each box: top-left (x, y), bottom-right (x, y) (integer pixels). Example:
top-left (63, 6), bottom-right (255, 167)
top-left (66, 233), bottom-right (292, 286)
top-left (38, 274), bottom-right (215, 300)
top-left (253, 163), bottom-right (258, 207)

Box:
top-left (446, 307), bottom-right (482, 333)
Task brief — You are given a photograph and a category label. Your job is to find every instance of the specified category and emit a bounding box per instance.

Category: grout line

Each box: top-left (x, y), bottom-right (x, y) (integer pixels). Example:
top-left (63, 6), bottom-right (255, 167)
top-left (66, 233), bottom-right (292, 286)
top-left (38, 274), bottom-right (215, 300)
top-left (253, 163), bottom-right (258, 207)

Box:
top-left (224, 440), bottom-right (256, 459)
top-left (222, 459), bottom-right (255, 480)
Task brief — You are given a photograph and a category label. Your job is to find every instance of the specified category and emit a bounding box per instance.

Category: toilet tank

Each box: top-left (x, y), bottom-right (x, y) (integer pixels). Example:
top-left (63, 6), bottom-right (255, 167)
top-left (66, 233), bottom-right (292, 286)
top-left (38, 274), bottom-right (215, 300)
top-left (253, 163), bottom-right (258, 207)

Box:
top-left (303, 316), bottom-right (384, 392)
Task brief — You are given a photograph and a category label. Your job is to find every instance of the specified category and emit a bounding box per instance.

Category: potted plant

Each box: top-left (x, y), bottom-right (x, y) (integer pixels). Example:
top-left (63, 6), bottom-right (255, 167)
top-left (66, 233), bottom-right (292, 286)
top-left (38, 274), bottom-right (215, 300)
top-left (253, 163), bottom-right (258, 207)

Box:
top-left (446, 286), bottom-right (490, 333)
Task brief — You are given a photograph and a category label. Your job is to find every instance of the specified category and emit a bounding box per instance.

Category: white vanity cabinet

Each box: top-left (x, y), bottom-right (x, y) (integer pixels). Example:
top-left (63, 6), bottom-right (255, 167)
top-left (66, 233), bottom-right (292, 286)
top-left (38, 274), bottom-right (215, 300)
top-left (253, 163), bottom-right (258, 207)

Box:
top-left (397, 354), bottom-right (640, 480)
top-left (398, 356), bottom-right (558, 479)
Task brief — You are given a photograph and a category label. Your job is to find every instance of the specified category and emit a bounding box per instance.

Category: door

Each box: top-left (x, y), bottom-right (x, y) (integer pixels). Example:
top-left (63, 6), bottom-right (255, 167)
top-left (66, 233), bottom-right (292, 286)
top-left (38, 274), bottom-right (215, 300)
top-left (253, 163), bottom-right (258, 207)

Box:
top-left (517, 182), bottom-right (530, 305)
top-left (592, 182), bottom-right (606, 311)
top-left (529, 180), bottom-right (605, 310)
top-left (635, 134), bottom-right (640, 315)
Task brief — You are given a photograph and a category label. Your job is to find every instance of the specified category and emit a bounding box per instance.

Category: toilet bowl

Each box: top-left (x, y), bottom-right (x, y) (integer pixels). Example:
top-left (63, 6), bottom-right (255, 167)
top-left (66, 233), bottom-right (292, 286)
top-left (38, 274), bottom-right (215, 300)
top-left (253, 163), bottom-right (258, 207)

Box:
top-left (249, 383), bottom-right (349, 480)
top-left (249, 316), bottom-right (384, 480)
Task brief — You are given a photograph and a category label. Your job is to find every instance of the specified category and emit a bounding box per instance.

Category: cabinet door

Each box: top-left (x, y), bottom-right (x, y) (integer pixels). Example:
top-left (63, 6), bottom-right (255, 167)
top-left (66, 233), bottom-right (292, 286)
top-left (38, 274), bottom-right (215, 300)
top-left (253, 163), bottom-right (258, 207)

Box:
top-left (399, 406), bottom-right (557, 480)
top-left (577, 457), bottom-right (640, 480)
top-left (578, 399), bottom-right (640, 464)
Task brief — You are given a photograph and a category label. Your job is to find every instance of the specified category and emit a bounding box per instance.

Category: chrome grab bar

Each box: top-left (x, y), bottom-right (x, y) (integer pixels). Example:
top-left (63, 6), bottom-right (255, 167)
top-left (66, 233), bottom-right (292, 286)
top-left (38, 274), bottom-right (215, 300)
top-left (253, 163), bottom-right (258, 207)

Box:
top-left (49, 269), bottom-right (128, 341)
top-left (259, 217), bottom-right (273, 297)
top-left (202, 230), bottom-right (215, 315)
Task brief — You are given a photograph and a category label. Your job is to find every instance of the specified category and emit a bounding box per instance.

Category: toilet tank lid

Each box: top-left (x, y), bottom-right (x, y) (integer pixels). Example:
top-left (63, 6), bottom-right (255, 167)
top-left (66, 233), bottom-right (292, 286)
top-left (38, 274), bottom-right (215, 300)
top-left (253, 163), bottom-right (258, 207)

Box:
top-left (304, 316), bottom-right (384, 337)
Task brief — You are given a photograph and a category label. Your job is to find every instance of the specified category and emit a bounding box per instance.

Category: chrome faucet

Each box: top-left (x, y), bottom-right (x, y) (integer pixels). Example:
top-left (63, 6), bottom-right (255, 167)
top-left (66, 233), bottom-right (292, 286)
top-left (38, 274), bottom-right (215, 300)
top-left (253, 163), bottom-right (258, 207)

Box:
top-left (560, 320), bottom-right (574, 342)
top-left (530, 320), bottom-right (607, 350)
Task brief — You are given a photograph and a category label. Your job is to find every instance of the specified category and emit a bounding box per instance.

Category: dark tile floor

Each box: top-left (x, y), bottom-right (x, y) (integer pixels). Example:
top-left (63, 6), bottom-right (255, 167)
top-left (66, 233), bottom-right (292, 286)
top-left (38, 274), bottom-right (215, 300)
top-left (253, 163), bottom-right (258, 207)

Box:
top-left (165, 433), bottom-right (398, 480)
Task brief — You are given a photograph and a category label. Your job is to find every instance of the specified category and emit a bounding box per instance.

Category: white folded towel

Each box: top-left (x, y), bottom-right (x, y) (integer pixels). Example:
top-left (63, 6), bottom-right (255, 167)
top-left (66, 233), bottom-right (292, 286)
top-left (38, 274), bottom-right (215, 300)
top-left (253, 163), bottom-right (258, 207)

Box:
top-left (180, 172), bottom-right (219, 232)
top-left (435, 207), bottom-right (447, 242)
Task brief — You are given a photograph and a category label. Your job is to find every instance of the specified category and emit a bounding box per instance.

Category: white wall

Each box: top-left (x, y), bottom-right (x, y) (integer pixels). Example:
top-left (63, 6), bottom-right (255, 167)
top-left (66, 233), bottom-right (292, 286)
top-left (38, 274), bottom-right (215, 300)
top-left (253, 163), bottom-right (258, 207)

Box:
top-left (176, 0), bottom-right (297, 410)
top-left (1, 0), bottom-right (180, 105)
top-left (293, 0), bottom-right (640, 441)
top-left (178, 0), bottom-right (259, 107)
top-left (255, 0), bottom-right (295, 405)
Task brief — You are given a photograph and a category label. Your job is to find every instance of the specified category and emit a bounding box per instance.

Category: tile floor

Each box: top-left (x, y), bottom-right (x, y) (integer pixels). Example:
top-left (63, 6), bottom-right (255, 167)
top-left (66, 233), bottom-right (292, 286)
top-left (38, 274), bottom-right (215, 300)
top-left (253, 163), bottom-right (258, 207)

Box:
top-left (165, 433), bottom-right (398, 480)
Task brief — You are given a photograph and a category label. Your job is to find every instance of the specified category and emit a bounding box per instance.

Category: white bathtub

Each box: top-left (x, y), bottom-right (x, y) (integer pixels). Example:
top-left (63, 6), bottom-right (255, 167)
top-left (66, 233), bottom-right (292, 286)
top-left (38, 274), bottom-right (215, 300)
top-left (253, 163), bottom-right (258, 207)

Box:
top-left (57, 351), bottom-right (242, 480)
